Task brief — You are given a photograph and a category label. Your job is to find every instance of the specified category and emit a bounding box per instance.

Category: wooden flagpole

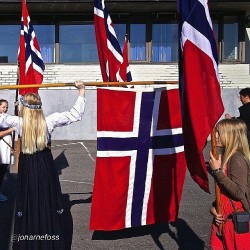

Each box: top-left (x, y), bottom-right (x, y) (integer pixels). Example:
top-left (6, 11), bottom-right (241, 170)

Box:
top-left (0, 81), bottom-right (178, 90)
top-left (0, 80), bottom-right (177, 169)
top-left (211, 128), bottom-right (222, 236)
top-left (12, 66), bottom-right (21, 172)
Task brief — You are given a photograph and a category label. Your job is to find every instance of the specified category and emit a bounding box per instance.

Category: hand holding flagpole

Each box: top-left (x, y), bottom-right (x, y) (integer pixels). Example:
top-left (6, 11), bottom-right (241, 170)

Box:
top-left (211, 128), bottom-right (222, 236)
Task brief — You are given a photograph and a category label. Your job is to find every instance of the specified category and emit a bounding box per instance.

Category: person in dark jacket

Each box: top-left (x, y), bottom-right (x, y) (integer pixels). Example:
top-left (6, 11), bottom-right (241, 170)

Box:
top-left (225, 87), bottom-right (250, 142)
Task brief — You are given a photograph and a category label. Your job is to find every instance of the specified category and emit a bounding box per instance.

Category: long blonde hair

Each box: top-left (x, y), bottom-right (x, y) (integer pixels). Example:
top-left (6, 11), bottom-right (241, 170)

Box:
top-left (216, 119), bottom-right (250, 170)
top-left (20, 93), bottom-right (47, 154)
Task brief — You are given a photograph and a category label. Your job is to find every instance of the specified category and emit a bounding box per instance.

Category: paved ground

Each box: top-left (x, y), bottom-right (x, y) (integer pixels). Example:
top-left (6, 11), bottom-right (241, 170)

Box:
top-left (0, 140), bottom-right (215, 250)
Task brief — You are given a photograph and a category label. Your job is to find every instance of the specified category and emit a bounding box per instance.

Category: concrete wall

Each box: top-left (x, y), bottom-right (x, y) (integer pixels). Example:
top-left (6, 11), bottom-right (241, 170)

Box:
top-left (1, 88), bottom-right (97, 140)
top-left (0, 87), bottom-right (243, 140)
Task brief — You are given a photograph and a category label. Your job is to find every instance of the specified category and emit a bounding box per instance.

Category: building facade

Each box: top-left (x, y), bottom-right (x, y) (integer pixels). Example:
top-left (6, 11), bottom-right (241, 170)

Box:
top-left (0, 0), bottom-right (249, 139)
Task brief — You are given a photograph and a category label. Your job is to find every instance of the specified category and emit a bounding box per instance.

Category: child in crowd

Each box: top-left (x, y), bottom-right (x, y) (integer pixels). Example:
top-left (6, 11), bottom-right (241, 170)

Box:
top-left (0, 99), bottom-right (14, 202)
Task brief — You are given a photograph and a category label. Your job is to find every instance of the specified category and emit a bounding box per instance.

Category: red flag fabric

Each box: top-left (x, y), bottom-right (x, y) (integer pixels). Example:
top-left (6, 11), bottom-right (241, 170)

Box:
top-left (90, 87), bottom-right (186, 230)
top-left (18, 0), bottom-right (45, 95)
top-left (94, 0), bottom-right (132, 82)
top-left (120, 37), bottom-right (132, 82)
top-left (178, 0), bottom-right (224, 192)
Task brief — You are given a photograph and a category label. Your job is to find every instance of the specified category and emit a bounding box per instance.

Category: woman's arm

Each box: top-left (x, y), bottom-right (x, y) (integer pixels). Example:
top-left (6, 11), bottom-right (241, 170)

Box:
top-left (0, 113), bottom-right (20, 130)
top-left (46, 81), bottom-right (86, 134)
top-left (0, 127), bottom-right (15, 137)
top-left (214, 154), bottom-right (248, 201)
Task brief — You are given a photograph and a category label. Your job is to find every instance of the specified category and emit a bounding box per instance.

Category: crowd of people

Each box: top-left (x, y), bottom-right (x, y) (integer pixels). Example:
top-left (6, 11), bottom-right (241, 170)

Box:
top-left (0, 86), bottom-right (250, 249)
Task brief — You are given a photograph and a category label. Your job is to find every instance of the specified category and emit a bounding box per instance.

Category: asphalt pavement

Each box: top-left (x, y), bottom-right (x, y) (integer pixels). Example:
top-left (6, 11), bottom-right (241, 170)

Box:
top-left (0, 140), bottom-right (215, 250)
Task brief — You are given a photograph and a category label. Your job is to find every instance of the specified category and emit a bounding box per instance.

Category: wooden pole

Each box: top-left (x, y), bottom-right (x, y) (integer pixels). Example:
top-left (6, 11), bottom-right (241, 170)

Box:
top-left (12, 66), bottom-right (21, 172)
top-left (211, 128), bottom-right (222, 236)
top-left (0, 81), bottom-right (178, 90)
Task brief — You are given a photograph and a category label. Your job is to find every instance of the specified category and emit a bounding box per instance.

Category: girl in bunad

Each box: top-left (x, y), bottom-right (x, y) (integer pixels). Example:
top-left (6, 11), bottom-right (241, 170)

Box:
top-left (0, 81), bottom-right (86, 250)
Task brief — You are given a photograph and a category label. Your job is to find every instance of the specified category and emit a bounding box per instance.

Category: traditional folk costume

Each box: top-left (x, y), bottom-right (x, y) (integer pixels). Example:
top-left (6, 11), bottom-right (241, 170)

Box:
top-left (0, 127), bottom-right (13, 202)
top-left (210, 152), bottom-right (250, 250)
top-left (0, 127), bottom-right (13, 164)
top-left (0, 95), bottom-right (86, 250)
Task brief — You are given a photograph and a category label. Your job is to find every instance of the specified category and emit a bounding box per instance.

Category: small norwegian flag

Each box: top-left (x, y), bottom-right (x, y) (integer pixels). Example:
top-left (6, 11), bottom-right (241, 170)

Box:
top-left (18, 0), bottom-right (45, 95)
top-left (94, 0), bottom-right (132, 82)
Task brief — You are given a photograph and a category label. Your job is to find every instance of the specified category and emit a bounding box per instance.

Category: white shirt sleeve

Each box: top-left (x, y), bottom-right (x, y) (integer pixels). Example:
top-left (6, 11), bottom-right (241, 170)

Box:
top-left (0, 113), bottom-right (21, 134)
top-left (46, 96), bottom-right (86, 134)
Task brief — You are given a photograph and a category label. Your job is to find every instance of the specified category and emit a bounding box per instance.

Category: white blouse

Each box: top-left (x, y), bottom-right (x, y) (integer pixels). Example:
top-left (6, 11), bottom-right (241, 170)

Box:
top-left (0, 96), bottom-right (86, 136)
top-left (0, 132), bottom-right (13, 164)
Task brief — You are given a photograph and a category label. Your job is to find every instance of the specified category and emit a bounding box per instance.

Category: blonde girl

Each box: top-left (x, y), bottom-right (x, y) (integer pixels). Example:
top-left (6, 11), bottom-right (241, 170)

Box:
top-left (0, 81), bottom-right (86, 250)
top-left (209, 119), bottom-right (250, 250)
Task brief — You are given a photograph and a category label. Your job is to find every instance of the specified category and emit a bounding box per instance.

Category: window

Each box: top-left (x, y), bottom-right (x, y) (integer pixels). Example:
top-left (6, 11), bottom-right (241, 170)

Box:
top-left (59, 24), bottom-right (98, 63)
top-left (114, 24), bottom-right (126, 51)
top-left (130, 24), bottom-right (146, 61)
top-left (0, 25), bottom-right (19, 63)
top-left (0, 13), bottom-right (245, 64)
top-left (223, 16), bottom-right (239, 60)
top-left (152, 23), bottom-right (178, 62)
top-left (213, 23), bottom-right (219, 46)
top-left (34, 25), bottom-right (55, 63)
top-left (0, 24), bottom-right (54, 64)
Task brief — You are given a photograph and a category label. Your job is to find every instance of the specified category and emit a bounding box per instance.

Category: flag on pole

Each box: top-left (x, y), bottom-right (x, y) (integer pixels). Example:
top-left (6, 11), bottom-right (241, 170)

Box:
top-left (18, 0), bottom-right (45, 95)
top-left (94, 0), bottom-right (132, 82)
top-left (120, 35), bottom-right (132, 82)
top-left (90, 87), bottom-right (186, 230)
top-left (178, 0), bottom-right (224, 192)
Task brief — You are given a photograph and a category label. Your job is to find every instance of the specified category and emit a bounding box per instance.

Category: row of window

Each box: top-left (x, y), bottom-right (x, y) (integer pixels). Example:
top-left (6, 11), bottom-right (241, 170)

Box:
top-left (0, 15), bottom-right (242, 64)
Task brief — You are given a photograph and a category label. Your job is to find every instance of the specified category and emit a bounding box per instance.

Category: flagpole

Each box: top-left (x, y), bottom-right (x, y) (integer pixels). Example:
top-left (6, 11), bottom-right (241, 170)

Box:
top-left (0, 81), bottom-right (178, 90)
top-left (12, 65), bottom-right (21, 172)
top-left (211, 128), bottom-right (222, 236)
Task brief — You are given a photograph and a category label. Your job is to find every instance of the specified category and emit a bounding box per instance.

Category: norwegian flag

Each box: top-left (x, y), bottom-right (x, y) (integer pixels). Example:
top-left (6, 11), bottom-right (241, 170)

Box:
top-left (18, 0), bottom-right (45, 95)
top-left (90, 87), bottom-right (186, 230)
top-left (120, 36), bottom-right (132, 82)
top-left (178, 0), bottom-right (224, 192)
top-left (94, 0), bottom-right (132, 82)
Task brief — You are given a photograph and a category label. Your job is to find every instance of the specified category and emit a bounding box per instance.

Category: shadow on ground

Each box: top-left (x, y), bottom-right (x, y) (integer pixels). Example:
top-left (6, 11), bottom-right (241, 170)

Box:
top-left (92, 218), bottom-right (205, 250)
top-left (62, 192), bottom-right (92, 250)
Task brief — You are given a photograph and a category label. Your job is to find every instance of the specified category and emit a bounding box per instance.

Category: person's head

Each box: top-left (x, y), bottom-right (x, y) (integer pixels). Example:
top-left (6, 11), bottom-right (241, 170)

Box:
top-left (239, 88), bottom-right (250, 105)
top-left (20, 93), bottom-right (47, 154)
top-left (0, 99), bottom-right (8, 114)
top-left (216, 119), bottom-right (250, 169)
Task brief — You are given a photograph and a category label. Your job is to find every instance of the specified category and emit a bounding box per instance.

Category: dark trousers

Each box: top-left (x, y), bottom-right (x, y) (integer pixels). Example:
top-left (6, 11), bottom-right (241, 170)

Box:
top-left (0, 164), bottom-right (8, 187)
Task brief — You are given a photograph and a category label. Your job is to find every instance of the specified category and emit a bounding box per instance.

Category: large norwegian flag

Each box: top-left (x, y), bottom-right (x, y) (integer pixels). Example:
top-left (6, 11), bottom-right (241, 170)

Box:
top-left (178, 0), bottom-right (224, 192)
top-left (90, 87), bottom-right (186, 230)
top-left (18, 0), bottom-right (45, 95)
top-left (94, 0), bottom-right (132, 82)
